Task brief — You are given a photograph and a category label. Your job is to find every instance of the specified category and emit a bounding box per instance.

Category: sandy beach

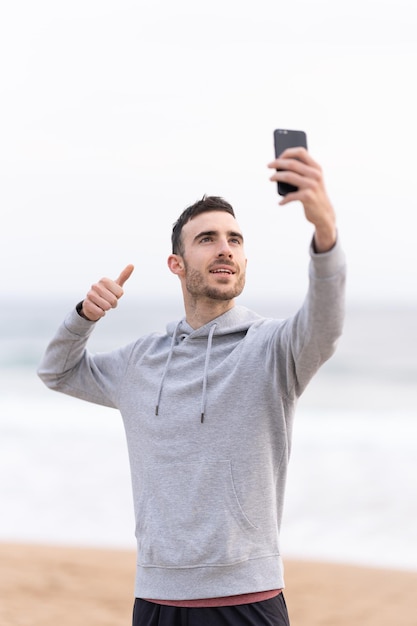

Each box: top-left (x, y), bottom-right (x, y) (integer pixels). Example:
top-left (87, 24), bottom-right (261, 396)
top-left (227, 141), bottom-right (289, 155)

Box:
top-left (1, 543), bottom-right (416, 625)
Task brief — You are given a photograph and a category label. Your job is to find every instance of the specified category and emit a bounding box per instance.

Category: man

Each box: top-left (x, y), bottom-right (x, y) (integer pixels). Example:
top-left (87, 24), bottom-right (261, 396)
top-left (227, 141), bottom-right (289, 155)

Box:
top-left (38, 148), bottom-right (346, 625)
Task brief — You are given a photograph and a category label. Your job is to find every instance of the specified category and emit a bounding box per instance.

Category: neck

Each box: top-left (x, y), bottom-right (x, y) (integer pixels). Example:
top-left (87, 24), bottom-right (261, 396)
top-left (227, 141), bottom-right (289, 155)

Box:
top-left (184, 298), bottom-right (235, 329)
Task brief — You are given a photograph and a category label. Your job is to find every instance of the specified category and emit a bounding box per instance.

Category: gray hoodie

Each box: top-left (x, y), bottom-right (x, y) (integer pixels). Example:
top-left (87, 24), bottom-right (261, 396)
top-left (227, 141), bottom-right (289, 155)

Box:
top-left (38, 240), bottom-right (346, 600)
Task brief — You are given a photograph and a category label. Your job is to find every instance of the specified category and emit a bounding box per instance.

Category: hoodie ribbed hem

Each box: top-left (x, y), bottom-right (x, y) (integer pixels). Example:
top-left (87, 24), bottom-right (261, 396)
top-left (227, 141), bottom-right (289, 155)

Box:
top-left (134, 554), bottom-right (284, 601)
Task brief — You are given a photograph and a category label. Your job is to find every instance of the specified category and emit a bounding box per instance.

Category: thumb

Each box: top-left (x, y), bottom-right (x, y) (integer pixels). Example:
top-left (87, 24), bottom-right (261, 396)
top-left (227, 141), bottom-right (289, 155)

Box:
top-left (115, 264), bottom-right (135, 287)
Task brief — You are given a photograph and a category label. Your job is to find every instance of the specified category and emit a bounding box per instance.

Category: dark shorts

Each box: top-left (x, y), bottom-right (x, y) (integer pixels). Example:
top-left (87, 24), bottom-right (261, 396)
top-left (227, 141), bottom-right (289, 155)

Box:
top-left (132, 593), bottom-right (290, 626)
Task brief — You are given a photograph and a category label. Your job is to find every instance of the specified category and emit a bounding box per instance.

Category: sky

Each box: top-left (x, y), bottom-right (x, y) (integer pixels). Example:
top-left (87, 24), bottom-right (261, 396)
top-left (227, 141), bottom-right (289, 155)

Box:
top-left (1, 0), bottom-right (416, 308)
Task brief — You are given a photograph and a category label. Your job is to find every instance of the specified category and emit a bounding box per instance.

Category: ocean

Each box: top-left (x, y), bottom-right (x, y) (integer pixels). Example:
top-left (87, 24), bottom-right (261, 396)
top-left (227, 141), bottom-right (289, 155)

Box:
top-left (1, 297), bottom-right (416, 572)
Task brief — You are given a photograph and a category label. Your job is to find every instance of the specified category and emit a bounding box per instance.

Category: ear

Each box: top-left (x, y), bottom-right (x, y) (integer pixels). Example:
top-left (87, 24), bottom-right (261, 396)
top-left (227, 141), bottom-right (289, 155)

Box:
top-left (167, 254), bottom-right (184, 275)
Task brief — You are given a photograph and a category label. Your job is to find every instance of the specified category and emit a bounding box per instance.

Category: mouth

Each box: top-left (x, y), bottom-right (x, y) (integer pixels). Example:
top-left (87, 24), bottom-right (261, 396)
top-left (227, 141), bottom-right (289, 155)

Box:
top-left (209, 267), bottom-right (236, 275)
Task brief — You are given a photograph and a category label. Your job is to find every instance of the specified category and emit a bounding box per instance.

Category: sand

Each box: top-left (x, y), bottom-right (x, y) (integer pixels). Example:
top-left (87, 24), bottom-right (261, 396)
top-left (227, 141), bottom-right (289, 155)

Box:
top-left (1, 543), bottom-right (416, 625)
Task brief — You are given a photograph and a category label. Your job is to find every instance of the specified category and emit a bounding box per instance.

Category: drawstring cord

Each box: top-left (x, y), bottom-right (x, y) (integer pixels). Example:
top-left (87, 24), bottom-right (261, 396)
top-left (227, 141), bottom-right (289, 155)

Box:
top-left (155, 321), bottom-right (217, 423)
top-left (200, 324), bottom-right (217, 423)
top-left (155, 321), bottom-right (181, 416)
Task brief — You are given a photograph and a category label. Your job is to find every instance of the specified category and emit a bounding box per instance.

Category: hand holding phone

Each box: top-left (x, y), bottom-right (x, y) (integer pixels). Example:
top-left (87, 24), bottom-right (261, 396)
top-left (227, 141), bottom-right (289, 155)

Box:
top-left (273, 129), bottom-right (308, 196)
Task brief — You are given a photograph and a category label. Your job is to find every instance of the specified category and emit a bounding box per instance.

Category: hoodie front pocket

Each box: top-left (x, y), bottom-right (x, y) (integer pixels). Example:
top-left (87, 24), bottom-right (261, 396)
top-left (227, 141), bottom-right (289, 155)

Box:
top-left (136, 459), bottom-right (258, 568)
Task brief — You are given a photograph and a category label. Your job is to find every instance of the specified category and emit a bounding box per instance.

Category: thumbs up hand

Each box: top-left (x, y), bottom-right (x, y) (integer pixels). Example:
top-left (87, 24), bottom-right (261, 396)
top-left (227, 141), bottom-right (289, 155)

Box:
top-left (80, 264), bottom-right (134, 321)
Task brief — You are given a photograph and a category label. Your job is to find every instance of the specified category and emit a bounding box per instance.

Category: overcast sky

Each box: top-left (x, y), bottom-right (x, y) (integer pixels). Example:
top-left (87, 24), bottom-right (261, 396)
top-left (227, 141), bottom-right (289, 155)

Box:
top-left (1, 0), bottom-right (416, 307)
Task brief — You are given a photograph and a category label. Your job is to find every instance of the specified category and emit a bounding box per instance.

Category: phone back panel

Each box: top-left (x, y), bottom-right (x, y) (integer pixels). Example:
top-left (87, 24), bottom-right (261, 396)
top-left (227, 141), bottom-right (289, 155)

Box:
top-left (273, 129), bottom-right (308, 195)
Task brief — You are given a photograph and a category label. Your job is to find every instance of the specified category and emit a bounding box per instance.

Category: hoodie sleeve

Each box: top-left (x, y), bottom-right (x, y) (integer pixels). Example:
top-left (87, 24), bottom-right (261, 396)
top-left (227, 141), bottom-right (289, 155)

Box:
top-left (37, 308), bottom-right (134, 408)
top-left (281, 236), bottom-right (346, 397)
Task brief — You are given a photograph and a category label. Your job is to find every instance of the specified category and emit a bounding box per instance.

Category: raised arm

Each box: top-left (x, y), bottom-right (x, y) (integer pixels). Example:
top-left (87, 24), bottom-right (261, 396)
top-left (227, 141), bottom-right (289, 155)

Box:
top-left (38, 264), bottom-right (135, 404)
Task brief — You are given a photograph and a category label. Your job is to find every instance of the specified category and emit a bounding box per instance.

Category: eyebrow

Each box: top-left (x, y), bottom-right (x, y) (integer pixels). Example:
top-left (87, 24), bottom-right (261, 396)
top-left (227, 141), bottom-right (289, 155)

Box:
top-left (193, 229), bottom-right (244, 243)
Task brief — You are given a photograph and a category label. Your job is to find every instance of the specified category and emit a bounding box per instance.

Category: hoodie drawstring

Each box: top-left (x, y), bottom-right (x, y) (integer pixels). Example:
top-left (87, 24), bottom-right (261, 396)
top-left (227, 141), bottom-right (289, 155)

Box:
top-left (200, 323), bottom-right (217, 424)
top-left (155, 322), bottom-right (217, 424)
top-left (155, 321), bottom-right (181, 416)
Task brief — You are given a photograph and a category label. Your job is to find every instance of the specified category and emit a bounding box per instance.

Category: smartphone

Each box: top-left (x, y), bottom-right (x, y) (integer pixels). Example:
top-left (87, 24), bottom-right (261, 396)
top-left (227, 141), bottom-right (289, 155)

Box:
top-left (273, 129), bottom-right (308, 196)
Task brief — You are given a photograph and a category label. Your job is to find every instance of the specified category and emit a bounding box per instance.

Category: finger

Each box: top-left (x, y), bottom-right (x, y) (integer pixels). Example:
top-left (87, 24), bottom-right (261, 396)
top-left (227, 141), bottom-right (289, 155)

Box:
top-left (268, 156), bottom-right (308, 174)
top-left (270, 160), bottom-right (321, 187)
top-left (83, 299), bottom-right (108, 320)
top-left (269, 169), bottom-right (305, 190)
top-left (86, 283), bottom-right (118, 310)
top-left (115, 264), bottom-right (135, 287)
top-left (278, 192), bottom-right (299, 206)
top-left (268, 147), bottom-right (318, 169)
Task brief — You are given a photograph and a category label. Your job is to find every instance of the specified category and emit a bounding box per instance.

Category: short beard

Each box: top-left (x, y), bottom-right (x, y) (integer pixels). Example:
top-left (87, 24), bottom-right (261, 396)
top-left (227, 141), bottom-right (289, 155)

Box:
top-left (184, 264), bottom-right (245, 301)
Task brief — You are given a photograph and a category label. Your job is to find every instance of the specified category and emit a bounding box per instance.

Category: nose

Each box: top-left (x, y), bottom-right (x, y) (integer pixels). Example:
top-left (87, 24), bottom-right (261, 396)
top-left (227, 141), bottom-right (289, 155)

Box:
top-left (217, 238), bottom-right (232, 257)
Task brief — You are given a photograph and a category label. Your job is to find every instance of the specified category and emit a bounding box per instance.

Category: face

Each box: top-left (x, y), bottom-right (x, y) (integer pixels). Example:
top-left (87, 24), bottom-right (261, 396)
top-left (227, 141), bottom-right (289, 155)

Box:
top-left (172, 211), bottom-right (247, 302)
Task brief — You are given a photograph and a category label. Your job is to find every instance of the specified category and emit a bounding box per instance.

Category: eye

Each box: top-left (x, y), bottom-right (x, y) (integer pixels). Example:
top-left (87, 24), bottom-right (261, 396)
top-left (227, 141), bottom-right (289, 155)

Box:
top-left (230, 237), bottom-right (242, 245)
top-left (200, 236), bottom-right (213, 243)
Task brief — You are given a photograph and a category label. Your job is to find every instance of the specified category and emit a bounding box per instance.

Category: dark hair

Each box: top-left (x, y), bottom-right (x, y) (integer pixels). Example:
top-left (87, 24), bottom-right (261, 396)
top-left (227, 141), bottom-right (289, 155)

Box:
top-left (171, 195), bottom-right (235, 255)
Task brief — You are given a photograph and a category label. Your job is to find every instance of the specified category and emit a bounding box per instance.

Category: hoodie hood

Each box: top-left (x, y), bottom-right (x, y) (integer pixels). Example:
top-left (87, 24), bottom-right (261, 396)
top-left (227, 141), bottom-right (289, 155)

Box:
top-left (165, 305), bottom-right (263, 340)
top-left (155, 306), bottom-right (263, 423)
